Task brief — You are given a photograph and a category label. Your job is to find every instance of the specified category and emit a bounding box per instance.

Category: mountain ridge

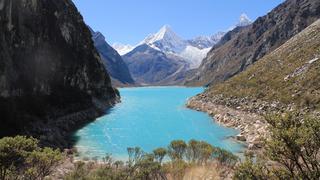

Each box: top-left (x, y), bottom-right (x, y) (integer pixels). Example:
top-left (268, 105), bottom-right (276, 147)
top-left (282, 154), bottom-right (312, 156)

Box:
top-left (186, 0), bottom-right (320, 86)
top-left (119, 13), bottom-right (255, 85)
top-left (205, 18), bottom-right (320, 110)
top-left (90, 28), bottom-right (135, 87)
top-left (123, 44), bottom-right (189, 85)
top-left (187, 18), bottom-right (320, 157)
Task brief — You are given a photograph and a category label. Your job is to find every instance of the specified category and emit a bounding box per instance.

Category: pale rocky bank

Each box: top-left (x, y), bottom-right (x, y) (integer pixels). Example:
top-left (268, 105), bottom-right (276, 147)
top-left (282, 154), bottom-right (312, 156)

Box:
top-left (186, 94), bottom-right (270, 151)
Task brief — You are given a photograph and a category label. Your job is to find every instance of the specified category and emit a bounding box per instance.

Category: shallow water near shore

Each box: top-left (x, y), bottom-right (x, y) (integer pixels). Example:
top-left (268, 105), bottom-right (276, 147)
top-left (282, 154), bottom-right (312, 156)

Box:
top-left (73, 87), bottom-right (245, 160)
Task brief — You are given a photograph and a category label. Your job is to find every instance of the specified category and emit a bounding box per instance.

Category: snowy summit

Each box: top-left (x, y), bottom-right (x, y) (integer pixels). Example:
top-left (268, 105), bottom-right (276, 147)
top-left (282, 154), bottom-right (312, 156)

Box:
top-left (112, 43), bottom-right (134, 55)
top-left (141, 25), bottom-right (187, 54)
top-left (236, 13), bottom-right (252, 27)
top-left (113, 14), bottom-right (252, 69)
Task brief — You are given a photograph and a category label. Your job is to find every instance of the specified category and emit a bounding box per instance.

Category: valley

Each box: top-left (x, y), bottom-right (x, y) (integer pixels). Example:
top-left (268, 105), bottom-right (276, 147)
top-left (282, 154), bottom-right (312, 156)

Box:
top-left (0, 0), bottom-right (319, 179)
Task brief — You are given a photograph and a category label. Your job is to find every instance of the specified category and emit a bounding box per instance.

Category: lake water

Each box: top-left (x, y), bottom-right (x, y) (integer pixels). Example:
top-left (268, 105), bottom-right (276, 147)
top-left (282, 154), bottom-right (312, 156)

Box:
top-left (73, 87), bottom-right (244, 160)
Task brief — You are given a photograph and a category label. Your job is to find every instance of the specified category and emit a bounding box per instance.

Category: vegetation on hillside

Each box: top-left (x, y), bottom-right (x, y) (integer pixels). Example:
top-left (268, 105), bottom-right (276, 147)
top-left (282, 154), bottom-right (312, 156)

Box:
top-left (186, 0), bottom-right (320, 87)
top-left (234, 112), bottom-right (320, 179)
top-left (208, 20), bottom-right (320, 110)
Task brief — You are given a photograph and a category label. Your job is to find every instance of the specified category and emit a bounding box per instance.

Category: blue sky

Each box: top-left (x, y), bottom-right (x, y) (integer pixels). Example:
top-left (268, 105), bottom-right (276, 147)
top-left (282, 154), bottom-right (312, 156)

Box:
top-left (73, 0), bottom-right (284, 45)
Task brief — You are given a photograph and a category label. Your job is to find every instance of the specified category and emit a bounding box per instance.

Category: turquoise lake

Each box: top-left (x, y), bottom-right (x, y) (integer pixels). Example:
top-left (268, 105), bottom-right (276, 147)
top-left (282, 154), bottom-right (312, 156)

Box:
top-left (73, 87), bottom-right (245, 160)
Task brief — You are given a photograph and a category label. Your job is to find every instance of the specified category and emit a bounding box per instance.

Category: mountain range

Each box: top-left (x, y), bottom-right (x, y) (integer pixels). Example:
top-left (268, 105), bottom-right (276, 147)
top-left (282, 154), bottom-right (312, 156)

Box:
top-left (205, 18), bottom-right (320, 111)
top-left (90, 28), bottom-right (135, 87)
top-left (0, 0), bottom-right (319, 171)
top-left (186, 0), bottom-right (320, 86)
top-left (117, 14), bottom-right (252, 85)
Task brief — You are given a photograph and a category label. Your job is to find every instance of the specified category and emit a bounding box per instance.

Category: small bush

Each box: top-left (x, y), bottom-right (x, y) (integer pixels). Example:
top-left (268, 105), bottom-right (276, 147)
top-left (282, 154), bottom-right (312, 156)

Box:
top-left (0, 136), bottom-right (62, 180)
top-left (234, 112), bottom-right (320, 179)
top-left (212, 147), bottom-right (238, 167)
top-left (168, 140), bottom-right (187, 161)
top-left (64, 139), bottom-right (239, 180)
top-left (153, 148), bottom-right (167, 164)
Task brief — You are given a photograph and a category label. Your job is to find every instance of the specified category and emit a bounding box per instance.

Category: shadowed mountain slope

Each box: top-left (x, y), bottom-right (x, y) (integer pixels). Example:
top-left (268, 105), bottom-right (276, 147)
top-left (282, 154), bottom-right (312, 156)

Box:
top-left (186, 0), bottom-right (320, 86)
top-left (0, 0), bottom-right (119, 147)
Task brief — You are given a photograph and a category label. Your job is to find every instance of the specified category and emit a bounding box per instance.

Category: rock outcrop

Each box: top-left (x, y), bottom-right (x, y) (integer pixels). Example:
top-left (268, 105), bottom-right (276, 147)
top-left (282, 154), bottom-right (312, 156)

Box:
top-left (90, 28), bottom-right (135, 87)
top-left (186, 0), bottom-right (320, 86)
top-left (0, 0), bottom-right (119, 147)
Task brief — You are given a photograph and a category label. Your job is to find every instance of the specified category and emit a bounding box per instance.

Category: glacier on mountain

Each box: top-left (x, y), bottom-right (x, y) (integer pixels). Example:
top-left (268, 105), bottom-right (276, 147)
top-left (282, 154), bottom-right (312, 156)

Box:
top-left (112, 43), bottom-right (134, 55)
top-left (188, 31), bottom-right (226, 49)
top-left (114, 14), bottom-right (252, 69)
top-left (179, 46), bottom-right (211, 69)
top-left (140, 25), bottom-right (188, 54)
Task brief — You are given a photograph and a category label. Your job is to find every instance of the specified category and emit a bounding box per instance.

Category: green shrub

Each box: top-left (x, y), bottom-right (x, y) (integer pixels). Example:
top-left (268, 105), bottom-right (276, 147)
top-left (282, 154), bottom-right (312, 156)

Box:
top-left (153, 148), bottom-right (167, 164)
top-left (163, 160), bottom-right (188, 180)
top-left (25, 147), bottom-right (62, 180)
top-left (234, 112), bottom-right (320, 179)
top-left (212, 147), bottom-right (238, 167)
top-left (233, 153), bottom-right (270, 180)
top-left (168, 140), bottom-right (187, 161)
top-left (64, 140), bottom-right (239, 180)
top-left (133, 154), bottom-right (162, 180)
top-left (127, 147), bottom-right (144, 167)
top-left (186, 140), bottom-right (214, 165)
top-left (0, 136), bottom-right (62, 180)
top-left (64, 161), bottom-right (90, 180)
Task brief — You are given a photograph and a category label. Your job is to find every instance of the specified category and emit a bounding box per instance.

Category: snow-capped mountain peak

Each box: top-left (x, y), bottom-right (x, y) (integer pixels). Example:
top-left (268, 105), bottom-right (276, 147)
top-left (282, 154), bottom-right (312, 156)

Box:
top-left (116, 25), bottom-right (227, 69)
top-left (112, 43), bottom-right (134, 55)
top-left (153, 25), bottom-right (174, 41)
top-left (143, 25), bottom-right (181, 44)
top-left (188, 31), bottom-right (226, 49)
top-left (140, 25), bottom-right (187, 53)
top-left (228, 13), bottom-right (253, 31)
top-left (237, 13), bottom-right (252, 27)
top-left (211, 31), bottom-right (226, 41)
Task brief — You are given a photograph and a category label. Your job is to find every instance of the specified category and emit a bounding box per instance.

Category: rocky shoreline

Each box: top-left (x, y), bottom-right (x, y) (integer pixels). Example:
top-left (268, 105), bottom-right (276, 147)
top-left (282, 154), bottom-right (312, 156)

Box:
top-left (186, 95), bottom-right (269, 151)
top-left (24, 96), bottom-right (121, 149)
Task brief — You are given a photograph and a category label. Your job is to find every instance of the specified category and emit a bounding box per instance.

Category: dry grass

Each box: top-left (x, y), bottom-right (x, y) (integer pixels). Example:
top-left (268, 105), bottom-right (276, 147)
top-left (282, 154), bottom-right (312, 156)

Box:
top-left (208, 20), bottom-right (320, 110)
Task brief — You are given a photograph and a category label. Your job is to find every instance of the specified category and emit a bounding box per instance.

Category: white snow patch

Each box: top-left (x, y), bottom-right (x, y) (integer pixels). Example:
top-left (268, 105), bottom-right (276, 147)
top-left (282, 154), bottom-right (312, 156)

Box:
top-left (238, 13), bottom-right (252, 26)
top-left (179, 46), bottom-right (210, 69)
top-left (112, 43), bottom-right (135, 55)
top-left (139, 25), bottom-right (187, 54)
top-left (228, 13), bottom-right (253, 31)
top-left (188, 31), bottom-right (225, 49)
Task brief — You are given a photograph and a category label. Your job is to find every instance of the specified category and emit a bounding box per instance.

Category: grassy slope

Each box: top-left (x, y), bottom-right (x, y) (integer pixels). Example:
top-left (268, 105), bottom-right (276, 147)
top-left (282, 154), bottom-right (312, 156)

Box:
top-left (206, 19), bottom-right (320, 110)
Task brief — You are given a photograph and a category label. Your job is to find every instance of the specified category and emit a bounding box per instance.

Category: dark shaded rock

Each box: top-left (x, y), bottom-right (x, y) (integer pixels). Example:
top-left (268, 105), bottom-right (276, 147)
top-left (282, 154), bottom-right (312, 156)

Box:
top-left (0, 0), bottom-right (119, 147)
top-left (89, 28), bottom-right (135, 87)
top-left (236, 134), bottom-right (246, 141)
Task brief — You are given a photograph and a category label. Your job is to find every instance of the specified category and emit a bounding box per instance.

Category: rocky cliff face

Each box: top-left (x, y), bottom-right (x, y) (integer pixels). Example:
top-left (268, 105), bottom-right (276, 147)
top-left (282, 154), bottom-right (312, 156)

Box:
top-left (123, 44), bottom-right (189, 85)
top-left (0, 0), bottom-right (119, 147)
top-left (186, 0), bottom-right (320, 86)
top-left (90, 28), bottom-right (135, 87)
